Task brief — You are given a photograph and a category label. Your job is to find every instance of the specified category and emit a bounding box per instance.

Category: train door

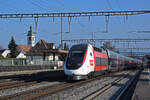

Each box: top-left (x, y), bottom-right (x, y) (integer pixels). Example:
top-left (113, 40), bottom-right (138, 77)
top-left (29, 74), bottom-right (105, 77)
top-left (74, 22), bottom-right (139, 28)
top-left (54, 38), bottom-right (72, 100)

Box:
top-left (85, 45), bottom-right (95, 74)
top-left (116, 55), bottom-right (119, 71)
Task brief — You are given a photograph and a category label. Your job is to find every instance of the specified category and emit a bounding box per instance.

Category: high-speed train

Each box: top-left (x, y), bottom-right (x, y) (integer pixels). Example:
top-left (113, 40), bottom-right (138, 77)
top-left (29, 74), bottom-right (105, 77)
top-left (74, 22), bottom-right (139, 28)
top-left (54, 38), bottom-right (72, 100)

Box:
top-left (64, 44), bottom-right (143, 80)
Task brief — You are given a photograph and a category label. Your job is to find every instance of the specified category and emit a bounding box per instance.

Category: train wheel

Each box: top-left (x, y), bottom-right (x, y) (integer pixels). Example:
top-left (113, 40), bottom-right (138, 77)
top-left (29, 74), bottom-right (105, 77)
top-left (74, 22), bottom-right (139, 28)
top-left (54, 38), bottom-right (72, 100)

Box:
top-left (88, 72), bottom-right (94, 79)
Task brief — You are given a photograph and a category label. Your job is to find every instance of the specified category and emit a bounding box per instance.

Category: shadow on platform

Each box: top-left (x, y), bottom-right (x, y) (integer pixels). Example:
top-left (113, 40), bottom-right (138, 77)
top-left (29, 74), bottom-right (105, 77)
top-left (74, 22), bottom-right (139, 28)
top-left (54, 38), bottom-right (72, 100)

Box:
top-left (0, 70), bottom-right (67, 82)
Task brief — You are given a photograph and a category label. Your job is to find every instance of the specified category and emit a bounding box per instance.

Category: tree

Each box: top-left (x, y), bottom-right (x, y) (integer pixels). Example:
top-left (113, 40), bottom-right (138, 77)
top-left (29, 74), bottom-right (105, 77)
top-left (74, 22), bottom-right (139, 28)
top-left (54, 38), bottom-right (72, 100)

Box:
top-left (63, 42), bottom-right (69, 50)
top-left (59, 54), bottom-right (67, 61)
top-left (101, 41), bottom-right (116, 51)
top-left (8, 36), bottom-right (19, 58)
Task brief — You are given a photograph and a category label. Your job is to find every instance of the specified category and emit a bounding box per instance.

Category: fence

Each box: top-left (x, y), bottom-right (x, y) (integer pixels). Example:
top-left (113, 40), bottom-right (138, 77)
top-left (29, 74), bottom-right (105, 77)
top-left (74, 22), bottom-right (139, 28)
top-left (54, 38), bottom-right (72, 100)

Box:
top-left (0, 59), bottom-right (64, 67)
top-left (28, 60), bottom-right (64, 67)
top-left (0, 59), bottom-right (27, 66)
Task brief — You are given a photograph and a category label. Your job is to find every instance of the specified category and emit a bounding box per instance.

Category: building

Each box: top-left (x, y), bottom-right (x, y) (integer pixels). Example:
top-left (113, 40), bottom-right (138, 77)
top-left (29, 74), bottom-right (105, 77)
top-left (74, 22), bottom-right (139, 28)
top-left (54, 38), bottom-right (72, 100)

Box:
top-left (16, 45), bottom-right (31, 58)
top-left (26, 40), bottom-right (68, 66)
top-left (0, 49), bottom-right (10, 58)
top-left (27, 26), bottom-right (35, 47)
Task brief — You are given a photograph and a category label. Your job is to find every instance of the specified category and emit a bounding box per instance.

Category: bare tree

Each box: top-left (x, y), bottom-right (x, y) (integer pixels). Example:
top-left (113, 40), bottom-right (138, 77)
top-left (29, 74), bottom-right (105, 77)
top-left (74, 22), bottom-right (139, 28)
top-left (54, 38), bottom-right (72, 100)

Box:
top-left (0, 45), bottom-right (3, 50)
top-left (101, 41), bottom-right (116, 51)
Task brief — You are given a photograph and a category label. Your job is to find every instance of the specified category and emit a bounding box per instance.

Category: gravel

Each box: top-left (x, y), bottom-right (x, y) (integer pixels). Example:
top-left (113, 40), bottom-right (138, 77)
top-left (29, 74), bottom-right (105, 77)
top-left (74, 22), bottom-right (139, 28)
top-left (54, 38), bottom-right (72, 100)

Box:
top-left (0, 70), bottom-right (138, 100)
top-left (94, 71), bottom-right (137, 100)
top-left (0, 81), bottom-right (59, 97)
top-left (37, 70), bottom-right (136, 100)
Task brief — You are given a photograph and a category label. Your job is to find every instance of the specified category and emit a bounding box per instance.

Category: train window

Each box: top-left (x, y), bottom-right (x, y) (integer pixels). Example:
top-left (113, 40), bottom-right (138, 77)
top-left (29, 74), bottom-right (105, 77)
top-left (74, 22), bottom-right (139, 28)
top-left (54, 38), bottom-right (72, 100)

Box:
top-left (90, 53), bottom-right (92, 56)
top-left (95, 57), bottom-right (108, 66)
top-left (94, 47), bottom-right (102, 52)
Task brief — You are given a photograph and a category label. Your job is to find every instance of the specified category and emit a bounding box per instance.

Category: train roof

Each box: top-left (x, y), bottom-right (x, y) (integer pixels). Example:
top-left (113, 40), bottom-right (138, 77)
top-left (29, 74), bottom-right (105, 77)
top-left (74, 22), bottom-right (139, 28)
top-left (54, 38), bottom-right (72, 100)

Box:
top-left (70, 44), bottom-right (88, 51)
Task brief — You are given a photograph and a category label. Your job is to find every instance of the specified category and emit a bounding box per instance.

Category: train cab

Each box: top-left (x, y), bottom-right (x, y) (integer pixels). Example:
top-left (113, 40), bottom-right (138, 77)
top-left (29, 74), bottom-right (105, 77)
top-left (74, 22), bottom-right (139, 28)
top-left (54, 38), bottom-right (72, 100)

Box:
top-left (64, 44), bottom-right (95, 80)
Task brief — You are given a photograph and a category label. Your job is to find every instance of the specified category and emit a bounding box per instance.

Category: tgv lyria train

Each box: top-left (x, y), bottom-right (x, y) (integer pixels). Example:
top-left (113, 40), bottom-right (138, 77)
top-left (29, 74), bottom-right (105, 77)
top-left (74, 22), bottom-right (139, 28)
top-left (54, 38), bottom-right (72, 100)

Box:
top-left (64, 44), bottom-right (143, 80)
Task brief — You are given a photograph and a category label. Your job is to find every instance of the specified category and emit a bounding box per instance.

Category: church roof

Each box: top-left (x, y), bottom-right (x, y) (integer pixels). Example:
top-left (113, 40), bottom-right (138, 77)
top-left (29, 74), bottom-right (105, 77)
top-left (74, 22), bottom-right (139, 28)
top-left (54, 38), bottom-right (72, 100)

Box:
top-left (17, 45), bottom-right (31, 53)
top-left (27, 40), bottom-right (68, 56)
top-left (32, 40), bottom-right (55, 50)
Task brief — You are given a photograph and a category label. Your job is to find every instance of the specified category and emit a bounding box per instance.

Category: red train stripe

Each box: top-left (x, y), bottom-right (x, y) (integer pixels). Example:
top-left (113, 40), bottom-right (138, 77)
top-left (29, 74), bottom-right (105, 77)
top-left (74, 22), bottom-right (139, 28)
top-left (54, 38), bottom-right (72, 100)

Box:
top-left (95, 66), bottom-right (107, 71)
top-left (94, 51), bottom-right (108, 58)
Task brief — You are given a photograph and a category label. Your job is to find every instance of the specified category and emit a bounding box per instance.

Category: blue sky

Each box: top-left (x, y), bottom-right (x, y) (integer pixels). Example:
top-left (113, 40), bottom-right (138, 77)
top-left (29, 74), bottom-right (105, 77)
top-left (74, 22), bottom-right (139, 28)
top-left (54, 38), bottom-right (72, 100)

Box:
top-left (0, 0), bottom-right (150, 48)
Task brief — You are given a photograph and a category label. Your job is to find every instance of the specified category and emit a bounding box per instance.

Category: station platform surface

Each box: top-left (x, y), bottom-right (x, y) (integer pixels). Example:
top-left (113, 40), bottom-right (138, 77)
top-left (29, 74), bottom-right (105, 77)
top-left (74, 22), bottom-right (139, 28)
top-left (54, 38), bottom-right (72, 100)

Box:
top-left (132, 68), bottom-right (150, 100)
top-left (0, 69), bottom-right (64, 77)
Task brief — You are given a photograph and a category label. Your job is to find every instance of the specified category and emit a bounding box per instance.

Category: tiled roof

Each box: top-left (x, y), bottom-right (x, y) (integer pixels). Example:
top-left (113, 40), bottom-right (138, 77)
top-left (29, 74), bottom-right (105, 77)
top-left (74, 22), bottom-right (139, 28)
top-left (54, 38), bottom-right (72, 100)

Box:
top-left (33, 40), bottom-right (55, 50)
top-left (18, 45), bottom-right (31, 52)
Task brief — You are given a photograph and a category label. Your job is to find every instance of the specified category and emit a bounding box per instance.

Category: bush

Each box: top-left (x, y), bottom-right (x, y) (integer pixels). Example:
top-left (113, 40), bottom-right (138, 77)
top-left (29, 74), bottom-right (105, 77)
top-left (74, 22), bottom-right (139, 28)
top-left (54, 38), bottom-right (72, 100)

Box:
top-left (0, 56), bottom-right (4, 59)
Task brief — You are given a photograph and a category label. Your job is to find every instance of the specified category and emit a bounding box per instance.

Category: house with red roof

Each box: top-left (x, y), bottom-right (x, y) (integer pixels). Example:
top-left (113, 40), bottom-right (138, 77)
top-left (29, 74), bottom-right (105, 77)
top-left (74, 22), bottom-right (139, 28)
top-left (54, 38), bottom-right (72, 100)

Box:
top-left (26, 40), bottom-right (68, 66)
top-left (16, 45), bottom-right (31, 58)
top-left (0, 49), bottom-right (10, 58)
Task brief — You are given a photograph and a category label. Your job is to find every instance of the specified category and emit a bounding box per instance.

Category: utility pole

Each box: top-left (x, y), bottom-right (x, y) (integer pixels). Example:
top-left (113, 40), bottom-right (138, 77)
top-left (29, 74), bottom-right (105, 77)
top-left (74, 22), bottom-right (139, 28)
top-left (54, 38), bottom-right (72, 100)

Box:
top-left (91, 32), bottom-right (96, 46)
top-left (92, 32), bottom-right (94, 40)
top-left (60, 16), bottom-right (63, 49)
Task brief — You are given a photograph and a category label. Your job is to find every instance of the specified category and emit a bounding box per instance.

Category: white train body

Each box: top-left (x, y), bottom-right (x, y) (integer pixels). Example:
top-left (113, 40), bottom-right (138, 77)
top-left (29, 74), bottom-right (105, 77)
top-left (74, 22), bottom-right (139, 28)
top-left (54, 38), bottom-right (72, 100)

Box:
top-left (64, 44), bottom-right (94, 80)
top-left (64, 44), bottom-right (143, 80)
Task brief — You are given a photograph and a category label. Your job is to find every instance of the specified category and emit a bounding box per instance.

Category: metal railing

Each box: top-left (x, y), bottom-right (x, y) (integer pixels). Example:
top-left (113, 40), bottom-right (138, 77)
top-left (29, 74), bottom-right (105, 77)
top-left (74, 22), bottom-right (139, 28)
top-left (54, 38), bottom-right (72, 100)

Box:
top-left (0, 59), bottom-right (27, 66)
top-left (0, 59), bottom-right (64, 67)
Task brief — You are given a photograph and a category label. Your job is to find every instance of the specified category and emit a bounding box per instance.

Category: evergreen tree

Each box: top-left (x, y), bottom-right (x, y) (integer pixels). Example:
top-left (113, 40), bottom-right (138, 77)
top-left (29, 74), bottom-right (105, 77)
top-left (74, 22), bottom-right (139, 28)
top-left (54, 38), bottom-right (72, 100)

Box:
top-left (64, 42), bottom-right (69, 50)
top-left (8, 36), bottom-right (19, 58)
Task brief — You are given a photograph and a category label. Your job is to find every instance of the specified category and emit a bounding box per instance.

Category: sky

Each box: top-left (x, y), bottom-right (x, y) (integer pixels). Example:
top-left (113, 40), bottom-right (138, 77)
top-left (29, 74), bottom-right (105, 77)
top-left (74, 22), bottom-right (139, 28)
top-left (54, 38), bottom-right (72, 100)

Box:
top-left (0, 0), bottom-right (150, 48)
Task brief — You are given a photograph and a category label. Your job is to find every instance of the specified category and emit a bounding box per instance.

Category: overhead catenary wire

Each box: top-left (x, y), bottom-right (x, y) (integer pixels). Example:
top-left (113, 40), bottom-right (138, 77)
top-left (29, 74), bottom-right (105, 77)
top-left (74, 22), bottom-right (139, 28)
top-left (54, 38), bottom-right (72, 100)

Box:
top-left (27, 0), bottom-right (48, 11)
top-left (106, 0), bottom-right (113, 10)
top-left (77, 18), bottom-right (89, 33)
top-left (0, 0), bottom-right (25, 13)
top-left (115, 0), bottom-right (122, 10)
top-left (55, 0), bottom-right (65, 7)
top-left (0, 9), bottom-right (150, 51)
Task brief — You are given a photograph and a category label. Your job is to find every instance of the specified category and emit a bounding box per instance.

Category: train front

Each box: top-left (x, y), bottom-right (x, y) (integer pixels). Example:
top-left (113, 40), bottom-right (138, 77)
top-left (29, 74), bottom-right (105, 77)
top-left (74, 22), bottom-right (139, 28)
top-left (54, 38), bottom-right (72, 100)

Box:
top-left (64, 44), bottom-right (93, 80)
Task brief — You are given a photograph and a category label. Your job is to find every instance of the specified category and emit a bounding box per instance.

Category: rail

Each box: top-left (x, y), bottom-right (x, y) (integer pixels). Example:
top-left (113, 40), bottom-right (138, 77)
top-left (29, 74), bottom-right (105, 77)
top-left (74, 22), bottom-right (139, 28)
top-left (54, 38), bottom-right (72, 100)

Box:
top-left (83, 70), bottom-right (141, 100)
top-left (21, 73), bottom-right (115, 100)
top-left (115, 70), bottom-right (141, 100)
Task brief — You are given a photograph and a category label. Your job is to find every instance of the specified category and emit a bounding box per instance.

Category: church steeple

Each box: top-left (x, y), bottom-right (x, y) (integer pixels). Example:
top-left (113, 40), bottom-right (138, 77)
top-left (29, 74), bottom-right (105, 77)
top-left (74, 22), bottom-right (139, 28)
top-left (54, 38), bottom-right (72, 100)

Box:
top-left (27, 26), bottom-right (35, 47)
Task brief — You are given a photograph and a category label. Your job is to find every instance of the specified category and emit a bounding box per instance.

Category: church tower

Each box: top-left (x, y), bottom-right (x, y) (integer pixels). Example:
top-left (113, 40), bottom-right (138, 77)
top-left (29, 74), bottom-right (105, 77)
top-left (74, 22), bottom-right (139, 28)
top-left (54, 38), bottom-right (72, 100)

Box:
top-left (27, 26), bottom-right (35, 47)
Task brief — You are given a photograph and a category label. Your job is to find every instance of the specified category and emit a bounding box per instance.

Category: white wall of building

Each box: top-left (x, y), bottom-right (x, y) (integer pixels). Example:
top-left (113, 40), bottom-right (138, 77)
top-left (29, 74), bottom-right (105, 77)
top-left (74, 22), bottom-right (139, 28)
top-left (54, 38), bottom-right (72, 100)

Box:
top-left (16, 52), bottom-right (26, 58)
top-left (2, 50), bottom-right (10, 58)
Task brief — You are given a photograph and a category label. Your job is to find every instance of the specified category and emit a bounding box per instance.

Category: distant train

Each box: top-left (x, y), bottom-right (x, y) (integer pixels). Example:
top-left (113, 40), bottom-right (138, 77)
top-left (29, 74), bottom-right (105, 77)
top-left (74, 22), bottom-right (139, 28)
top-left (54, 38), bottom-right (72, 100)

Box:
top-left (64, 44), bottom-right (143, 80)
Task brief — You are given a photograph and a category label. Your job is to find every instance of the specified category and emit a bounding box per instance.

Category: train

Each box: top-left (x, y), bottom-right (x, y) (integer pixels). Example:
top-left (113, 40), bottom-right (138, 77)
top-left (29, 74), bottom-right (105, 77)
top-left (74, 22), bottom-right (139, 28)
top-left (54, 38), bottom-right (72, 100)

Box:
top-left (64, 44), bottom-right (143, 80)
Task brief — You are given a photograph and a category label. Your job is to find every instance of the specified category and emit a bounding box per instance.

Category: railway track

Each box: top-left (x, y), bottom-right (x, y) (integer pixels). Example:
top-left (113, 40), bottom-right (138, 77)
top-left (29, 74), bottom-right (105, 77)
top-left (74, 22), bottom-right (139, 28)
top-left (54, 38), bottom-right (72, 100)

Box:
top-left (83, 70), bottom-right (141, 100)
top-left (0, 73), bottom-right (64, 98)
top-left (0, 71), bottom-right (113, 100)
top-left (0, 79), bottom-right (12, 83)
top-left (0, 81), bottom-right (38, 91)
top-left (0, 70), bottom-right (139, 100)
top-left (24, 74), bottom-right (119, 100)
top-left (0, 82), bottom-right (67, 100)
top-left (0, 73), bottom-right (57, 91)
top-left (22, 71), bottom-right (132, 100)
top-left (0, 81), bottom-right (24, 87)
top-left (0, 77), bottom-right (40, 91)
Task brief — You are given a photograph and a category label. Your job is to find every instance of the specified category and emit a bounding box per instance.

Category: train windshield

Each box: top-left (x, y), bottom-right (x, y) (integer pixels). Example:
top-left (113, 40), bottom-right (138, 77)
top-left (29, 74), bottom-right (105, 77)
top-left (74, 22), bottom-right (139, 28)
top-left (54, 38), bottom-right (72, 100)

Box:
top-left (66, 44), bottom-right (87, 69)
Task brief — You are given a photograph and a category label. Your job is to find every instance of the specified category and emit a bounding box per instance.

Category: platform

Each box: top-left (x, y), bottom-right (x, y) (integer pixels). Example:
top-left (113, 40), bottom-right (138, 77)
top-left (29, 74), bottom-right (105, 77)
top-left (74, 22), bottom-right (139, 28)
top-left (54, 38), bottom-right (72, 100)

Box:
top-left (0, 69), bottom-right (65, 80)
top-left (132, 68), bottom-right (150, 100)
